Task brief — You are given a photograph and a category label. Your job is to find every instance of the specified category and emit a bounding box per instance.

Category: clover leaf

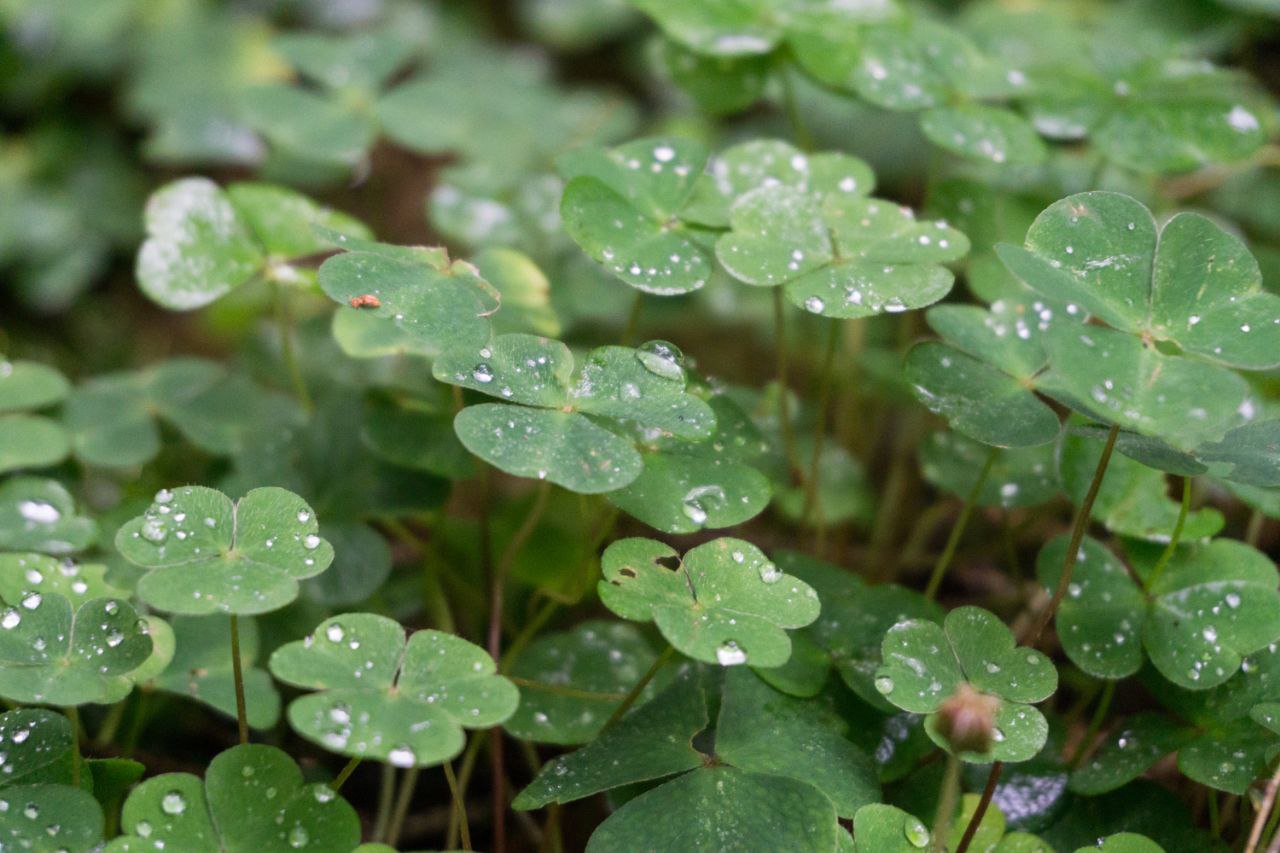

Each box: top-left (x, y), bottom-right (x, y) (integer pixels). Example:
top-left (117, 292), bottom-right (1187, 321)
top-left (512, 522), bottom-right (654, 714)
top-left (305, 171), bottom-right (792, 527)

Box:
top-left (435, 335), bottom-right (716, 493)
top-left (0, 592), bottom-right (153, 706)
top-left (598, 537), bottom-right (819, 667)
top-left (151, 616), bottom-right (280, 730)
top-left (875, 606), bottom-right (1057, 762)
top-left (269, 613), bottom-right (518, 768)
top-left (907, 297), bottom-right (1065, 448)
top-left (517, 669), bottom-right (876, 846)
top-left (606, 394), bottom-right (773, 533)
top-left (1037, 534), bottom-right (1280, 688)
top-left (997, 192), bottom-right (1273, 447)
top-left (115, 486), bottom-right (334, 616)
top-left (0, 478), bottom-right (96, 555)
top-left (851, 804), bottom-right (934, 852)
top-left (0, 553), bottom-right (125, 606)
top-left (0, 360), bottom-right (69, 474)
top-left (0, 709), bottom-right (73, 787)
top-left (506, 620), bottom-right (669, 745)
top-left (65, 358), bottom-right (303, 469)
top-left (318, 240), bottom-right (499, 358)
top-left (137, 177), bottom-right (369, 310)
top-left (0, 784), bottom-right (103, 852)
top-left (105, 744), bottom-right (360, 852)
top-left (559, 137), bottom-right (714, 294)
top-left (715, 178), bottom-right (969, 318)
top-left (919, 105), bottom-right (1046, 166)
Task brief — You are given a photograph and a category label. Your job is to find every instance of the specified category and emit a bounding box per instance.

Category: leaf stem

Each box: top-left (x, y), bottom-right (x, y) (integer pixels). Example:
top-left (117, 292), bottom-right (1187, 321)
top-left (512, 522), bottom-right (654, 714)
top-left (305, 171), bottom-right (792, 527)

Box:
top-left (1068, 680), bottom-right (1116, 769)
top-left (1142, 476), bottom-right (1191, 593)
top-left (621, 291), bottom-right (644, 346)
top-left (931, 753), bottom-right (961, 853)
top-left (272, 283), bottom-right (312, 412)
top-left (373, 764), bottom-right (396, 842)
top-left (386, 766), bottom-right (420, 847)
top-left (924, 446), bottom-right (997, 601)
top-left (229, 614), bottom-right (248, 744)
top-left (955, 761), bottom-right (1002, 853)
top-left (800, 321), bottom-right (840, 543)
top-left (330, 755), bottom-right (361, 792)
top-left (603, 644), bottom-right (675, 731)
top-left (68, 707), bottom-right (81, 788)
top-left (94, 699), bottom-right (127, 748)
top-left (772, 288), bottom-right (798, 476)
top-left (1247, 509), bottom-right (1266, 549)
top-left (1024, 423), bottom-right (1121, 647)
top-left (1246, 759), bottom-right (1280, 853)
top-left (443, 760), bottom-right (472, 851)
top-left (778, 60), bottom-right (814, 151)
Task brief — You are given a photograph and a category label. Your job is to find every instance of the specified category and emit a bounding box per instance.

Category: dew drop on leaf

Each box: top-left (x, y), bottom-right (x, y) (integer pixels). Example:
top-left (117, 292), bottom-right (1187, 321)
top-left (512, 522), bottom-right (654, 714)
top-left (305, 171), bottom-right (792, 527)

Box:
top-left (904, 817), bottom-right (930, 848)
top-left (388, 745), bottom-right (416, 767)
top-left (875, 676), bottom-right (894, 694)
top-left (161, 791), bottom-right (186, 815)
top-left (716, 641), bottom-right (747, 666)
top-left (635, 340), bottom-right (685, 381)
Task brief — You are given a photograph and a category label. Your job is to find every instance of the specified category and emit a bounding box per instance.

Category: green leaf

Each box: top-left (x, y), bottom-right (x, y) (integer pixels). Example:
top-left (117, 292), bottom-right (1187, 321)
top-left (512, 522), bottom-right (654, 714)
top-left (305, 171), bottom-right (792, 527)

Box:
top-left (585, 766), bottom-right (839, 852)
top-left (949, 793), bottom-right (1006, 852)
top-left (0, 361), bottom-right (69, 413)
top-left (920, 106), bottom-right (1046, 166)
top-left (715, 185), bottom-right (831, 286)
top-left (559, 137), bottom-right (713, 294)
top-left (779, 196), bottom-right (967, 319)
top-left (1059, 430), bottom-right (1224, 543)
top-left (0, 784), bottom-right (103, 851)
top-left (851, 803), bottom-right (933, 852)
top-left (0, 594), bottom-right (152, 706)
top-left (1038, 322), bottom-right (1248, 451)
top-left (269, 613), bottom-right (518, 767)
top-left (65, 358), bottom-right (303, 469)
top-left (223, 183), bottom-right (370, 259)
top-left (454, 404), bottom-right (642, 494)
top-left (1077, 835), bottom-right (1166, 853)
top-left (0, 415), bottom-right (69, 474)
top-left (656, 39), bottom-right (770, 115)
top-left (906, 342), bottom-right (1060, 448)
top-left (0, 709), bottom-right (73, 787)
top-left (0, 553), bottom-right (125, 606)
top-left (1177, 718), bottom-right (1273, 794)
top-left (716, 668), bottom-right (880, 817)
top-left (0, 478), bottom-right (97, 555)
top-left (115, 486), bottom-right (334, 616)
top-left (361, 392), bottom-right (474, 481)
top-left (507, 620), bottom-right (667, 745)
top-left (998, 191), bottom-right (1280, 371)
top-left (919, 431), bottom-right (1058, 509)
top-left (152, 616), bottom-right (280, 730)
top-left (1069, 712), bottom-right (1190, 795)
top-left (237, 83), bottom-right (376, 167)
top-left (850, 19), bottom-right (992, 111)
top-left (1039, 534), bottom-right (1280, 688)
top-left (875, 607), bottom-right (1056, 762)
top-left (599, 537), bottom-right (820, 668)
top-left (136, 178), bottom-right (262, 310)
top-left (513, 672), bottom-right (707, 809)
top-left (273, 28), bottom-right (414, 93)
top-left (1197, 420), bottom-right (1280, 488)
top-left (629, 0), bottom-right (783, 56)
top-left (318, 250), bottom-right (497, 358)
top-left (300, 523), bottom-right (393, 607)
top-left (107, 744), bottom-right (360, 852)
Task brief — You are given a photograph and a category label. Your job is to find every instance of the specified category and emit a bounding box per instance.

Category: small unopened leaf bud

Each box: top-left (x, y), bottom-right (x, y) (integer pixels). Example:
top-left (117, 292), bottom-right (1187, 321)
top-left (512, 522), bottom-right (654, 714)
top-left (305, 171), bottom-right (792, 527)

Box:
top-left (934, 683), bottom-right (1000, 754)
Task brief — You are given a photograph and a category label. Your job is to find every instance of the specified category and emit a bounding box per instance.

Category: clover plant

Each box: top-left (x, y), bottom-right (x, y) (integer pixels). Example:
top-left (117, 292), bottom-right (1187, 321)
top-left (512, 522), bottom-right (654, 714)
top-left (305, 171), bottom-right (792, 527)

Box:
top-left (5, 0), bottom-right (1280, 849)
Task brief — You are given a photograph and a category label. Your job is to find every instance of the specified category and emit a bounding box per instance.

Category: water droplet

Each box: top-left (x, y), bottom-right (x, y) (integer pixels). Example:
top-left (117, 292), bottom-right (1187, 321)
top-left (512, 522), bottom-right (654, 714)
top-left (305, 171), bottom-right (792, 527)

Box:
top-left (758, 562), bottom-right (781, 584)
top-left (161, 791), bottom-right (186, 815)
top-left (635, 340), bottom-right (685, 382)
top-left (803, 295), bottom-right (825, 313)
top-left (140, 517), bottom-right (168, 543)
top-left (303, 534), bottom-right (321, 550)
top-left (17, 501), bottom-right (60, 524)
top-left (289, 826), bottom-right (310, 848)
top-left (716, 641), bottom-right (747, 666)
top-left (875, 676), bottom-right (895, 694)
top-left (388, 745), bottom-right (416, 767)
top-left (325, 624), bottom-right (345, 643)
top-left (19, 594), bottom-right (39, 610)
top-left (472, 364), bottom-right (495, 384)
top-left (155, 489), bottom-right (174, 504)
top-left (904, 817), bottom-right (930, 848)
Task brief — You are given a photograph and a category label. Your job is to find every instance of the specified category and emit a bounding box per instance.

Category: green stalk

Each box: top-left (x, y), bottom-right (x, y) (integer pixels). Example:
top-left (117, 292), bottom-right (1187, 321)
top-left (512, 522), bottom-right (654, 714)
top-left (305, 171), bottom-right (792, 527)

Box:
top-left (603, 645), bottom-right (675, 730)
top-left (94, 699), bottom-right (127, 748)
top-left (272, 283), bottom-right (312, 412)
top-left (386, 767), bottom-right (420, 847)
top-left (621, 291), bottom-right (644, 346)
top-left (1025, 423), bottom-right (1121, 647)
top-left (800, 321), bottom-right (840, 542)
top-left (373, 764), bottom-right (396, 842)
top-left (330, 756), bottom-right (362, 792)
top-left (778, 60), bottom-right (814, 151)
top-left (924, 447), bottom-right (997, 601)
top-left (444, 760), bottom-right (472, 851)
top-left (68, 707), bottom-right (81, 788)
top-left (229, 614), bottom-right (248, 744)
top-left (1247, 509), bottom-right (1266, 549)
top-left (955, 762), bottom-right (1002, 853)
top-left (1068, 680), bottom-right (1116, 769)
top-left (931, 754), bottom-right (961, 853)
top-left (1208, 788), bottom-right (1221, 838)
top-left (772, 288), bottom-right (798, 475)
top-left (1142, 476), bottom-right (1191, 593)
